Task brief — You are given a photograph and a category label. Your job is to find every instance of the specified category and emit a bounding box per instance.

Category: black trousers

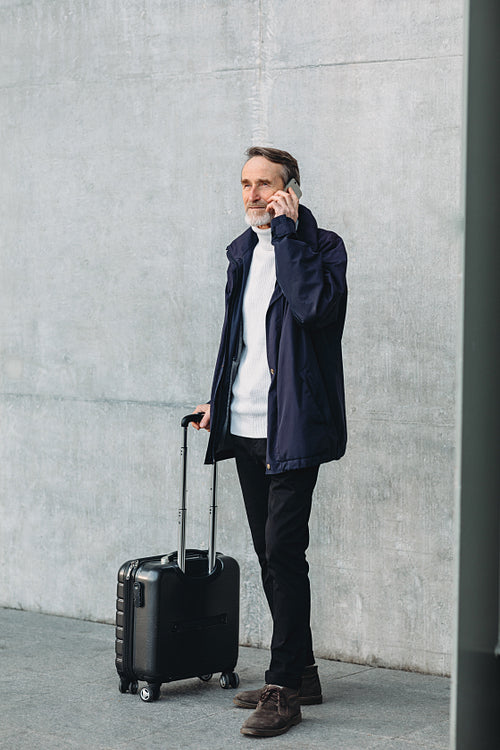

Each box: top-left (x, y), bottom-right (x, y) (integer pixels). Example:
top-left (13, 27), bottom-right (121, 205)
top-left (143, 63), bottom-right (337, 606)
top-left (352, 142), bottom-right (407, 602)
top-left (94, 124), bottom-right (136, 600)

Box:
top-left (231, 434), bottom-right (319, 690)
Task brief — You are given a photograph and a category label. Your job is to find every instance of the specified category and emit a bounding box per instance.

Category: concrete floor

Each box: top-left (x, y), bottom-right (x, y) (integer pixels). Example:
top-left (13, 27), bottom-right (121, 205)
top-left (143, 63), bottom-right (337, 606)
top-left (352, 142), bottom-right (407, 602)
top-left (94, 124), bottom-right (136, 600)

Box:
top-left (0, 608), bottom-right (451, 749)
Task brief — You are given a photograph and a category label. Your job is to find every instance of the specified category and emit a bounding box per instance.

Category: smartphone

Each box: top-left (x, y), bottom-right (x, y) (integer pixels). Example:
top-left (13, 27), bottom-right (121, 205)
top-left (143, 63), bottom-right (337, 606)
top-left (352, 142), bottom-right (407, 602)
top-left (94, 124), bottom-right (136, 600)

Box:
top-left (285, 178), bottom-right (302, 200)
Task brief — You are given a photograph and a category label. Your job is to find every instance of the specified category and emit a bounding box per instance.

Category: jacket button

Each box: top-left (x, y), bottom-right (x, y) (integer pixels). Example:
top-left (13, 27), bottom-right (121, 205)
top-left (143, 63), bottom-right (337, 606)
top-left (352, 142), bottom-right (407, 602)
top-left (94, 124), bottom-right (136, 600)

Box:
top-left (270, 368), bottom-right (275, 375)
top-left (266, 464), bottom-right (271, 470)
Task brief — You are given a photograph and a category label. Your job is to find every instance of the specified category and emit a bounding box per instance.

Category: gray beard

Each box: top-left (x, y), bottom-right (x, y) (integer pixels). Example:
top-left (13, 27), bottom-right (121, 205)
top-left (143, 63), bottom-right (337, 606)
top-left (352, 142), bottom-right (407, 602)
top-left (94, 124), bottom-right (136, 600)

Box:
top-left (245, 210), bottom-right (272, 227)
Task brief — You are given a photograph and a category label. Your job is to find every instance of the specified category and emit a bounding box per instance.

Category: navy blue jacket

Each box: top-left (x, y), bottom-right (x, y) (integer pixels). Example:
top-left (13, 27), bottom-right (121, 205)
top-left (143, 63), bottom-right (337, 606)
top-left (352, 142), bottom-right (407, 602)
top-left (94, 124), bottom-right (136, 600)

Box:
top-left (205, 204), bottom-right (347, 473)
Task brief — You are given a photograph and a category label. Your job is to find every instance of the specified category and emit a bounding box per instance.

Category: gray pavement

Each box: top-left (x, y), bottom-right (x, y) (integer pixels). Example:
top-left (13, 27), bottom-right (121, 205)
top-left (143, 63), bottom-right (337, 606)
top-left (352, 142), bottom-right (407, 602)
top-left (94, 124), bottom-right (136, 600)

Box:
top-left (0, 608), bottom-right (451, 749)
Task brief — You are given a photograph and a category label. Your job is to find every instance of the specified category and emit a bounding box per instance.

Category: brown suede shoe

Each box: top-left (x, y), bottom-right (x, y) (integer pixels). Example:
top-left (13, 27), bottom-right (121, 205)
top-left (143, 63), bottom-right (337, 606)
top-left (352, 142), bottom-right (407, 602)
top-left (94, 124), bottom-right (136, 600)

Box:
top-left (233, 665), bottom-right (322, 709)
top-left (298, 664), bottom-right (323, 705)
top-left (240, 685), bottom-right (302, 737)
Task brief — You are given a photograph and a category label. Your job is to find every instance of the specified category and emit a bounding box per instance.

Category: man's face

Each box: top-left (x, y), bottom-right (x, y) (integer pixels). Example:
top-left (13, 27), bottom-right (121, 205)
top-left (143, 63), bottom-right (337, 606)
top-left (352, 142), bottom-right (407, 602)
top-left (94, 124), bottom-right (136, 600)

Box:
top-left (241, 156), bottom-right (285, 228)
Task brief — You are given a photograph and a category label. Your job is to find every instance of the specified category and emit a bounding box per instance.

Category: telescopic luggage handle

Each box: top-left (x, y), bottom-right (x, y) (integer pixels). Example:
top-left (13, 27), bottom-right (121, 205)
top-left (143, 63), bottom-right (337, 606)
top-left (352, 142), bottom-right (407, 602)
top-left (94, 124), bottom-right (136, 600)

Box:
top-left (174, 413), bottom-right (217, 575)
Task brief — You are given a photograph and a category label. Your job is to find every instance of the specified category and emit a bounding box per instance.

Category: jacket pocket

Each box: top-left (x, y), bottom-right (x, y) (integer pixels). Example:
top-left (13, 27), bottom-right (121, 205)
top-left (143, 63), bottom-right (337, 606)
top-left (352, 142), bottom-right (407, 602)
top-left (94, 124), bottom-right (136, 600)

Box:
top-left (303, 362), bottom-right (332, 420)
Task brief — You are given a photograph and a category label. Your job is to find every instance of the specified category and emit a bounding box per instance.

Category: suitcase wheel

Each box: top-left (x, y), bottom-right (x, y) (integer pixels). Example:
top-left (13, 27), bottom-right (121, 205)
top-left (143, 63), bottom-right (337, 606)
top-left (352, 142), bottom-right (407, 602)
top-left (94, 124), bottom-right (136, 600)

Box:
top-left (219, 671), bottom-right (240, 689)
top-left (199, 674), bottom-right (213, 682)
top-left (140, 684), bottom-right (161, 702)
top-left (118, 677), bottom-right (138, 695)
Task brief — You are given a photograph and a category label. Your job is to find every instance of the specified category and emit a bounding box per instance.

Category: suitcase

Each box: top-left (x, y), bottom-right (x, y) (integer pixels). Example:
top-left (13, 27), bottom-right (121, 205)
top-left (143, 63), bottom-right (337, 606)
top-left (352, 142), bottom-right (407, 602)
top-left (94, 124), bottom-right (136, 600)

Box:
top-left (115, 413), bottom-right (240, 702)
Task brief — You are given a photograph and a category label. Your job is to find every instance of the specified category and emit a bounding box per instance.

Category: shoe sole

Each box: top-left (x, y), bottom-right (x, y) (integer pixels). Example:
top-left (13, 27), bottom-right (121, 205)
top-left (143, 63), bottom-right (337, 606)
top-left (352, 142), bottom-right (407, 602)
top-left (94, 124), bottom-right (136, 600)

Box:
top-left (234, 695), bottom-right (322, 709)
top-left (233, 698), bottom-right (259, 709)
top-left (240, 713), bottom-right (302, 737)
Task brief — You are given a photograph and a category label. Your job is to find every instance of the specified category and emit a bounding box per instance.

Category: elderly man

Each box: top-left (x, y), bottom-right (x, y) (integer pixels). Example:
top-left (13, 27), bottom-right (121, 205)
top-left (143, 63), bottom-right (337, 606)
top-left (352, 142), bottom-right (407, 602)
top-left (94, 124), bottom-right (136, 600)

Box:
top-left (193, 146), bottom-right (347, 737)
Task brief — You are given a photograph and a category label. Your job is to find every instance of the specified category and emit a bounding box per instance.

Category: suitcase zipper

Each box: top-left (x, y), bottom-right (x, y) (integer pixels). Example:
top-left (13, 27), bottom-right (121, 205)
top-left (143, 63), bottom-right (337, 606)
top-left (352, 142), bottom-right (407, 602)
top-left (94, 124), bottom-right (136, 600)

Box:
top-left (126, 559), bottom-right (140, 581)
top-left (122, 559), bottom-right (140, 678)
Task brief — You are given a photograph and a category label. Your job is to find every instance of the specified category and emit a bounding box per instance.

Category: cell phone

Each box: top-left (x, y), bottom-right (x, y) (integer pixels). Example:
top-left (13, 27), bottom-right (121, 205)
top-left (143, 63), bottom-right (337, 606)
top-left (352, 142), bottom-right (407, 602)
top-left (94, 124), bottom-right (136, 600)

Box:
top-left (285, 178), bottom-right (302, 200)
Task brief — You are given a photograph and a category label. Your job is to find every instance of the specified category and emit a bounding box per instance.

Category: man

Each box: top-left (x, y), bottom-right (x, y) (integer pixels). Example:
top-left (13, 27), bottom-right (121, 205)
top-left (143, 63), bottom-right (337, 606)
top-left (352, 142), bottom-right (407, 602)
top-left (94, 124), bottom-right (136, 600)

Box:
top-left (192, 146), bottom-right (347, 737)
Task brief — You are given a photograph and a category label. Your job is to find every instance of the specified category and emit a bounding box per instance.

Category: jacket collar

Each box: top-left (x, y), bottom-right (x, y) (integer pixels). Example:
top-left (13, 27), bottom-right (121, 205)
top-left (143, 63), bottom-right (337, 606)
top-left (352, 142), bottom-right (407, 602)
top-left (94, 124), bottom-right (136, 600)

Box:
top-left (226, 225), bottom-right (257, 265)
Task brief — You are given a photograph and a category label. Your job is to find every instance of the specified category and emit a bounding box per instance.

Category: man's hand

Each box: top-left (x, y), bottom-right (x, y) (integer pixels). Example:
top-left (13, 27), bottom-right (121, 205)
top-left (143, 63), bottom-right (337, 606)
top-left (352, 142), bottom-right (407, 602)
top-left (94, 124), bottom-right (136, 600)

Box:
top-left (266, 187), bottom-right (299, 223)
top-left (192, 404), bottom-right (211, 431)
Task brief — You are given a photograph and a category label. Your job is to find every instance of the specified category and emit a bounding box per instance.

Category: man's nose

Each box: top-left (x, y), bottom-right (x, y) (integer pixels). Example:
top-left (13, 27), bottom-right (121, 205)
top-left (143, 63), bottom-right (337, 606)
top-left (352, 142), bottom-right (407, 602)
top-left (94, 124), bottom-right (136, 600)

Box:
top-left (249, 185), bottom-right (260, 202)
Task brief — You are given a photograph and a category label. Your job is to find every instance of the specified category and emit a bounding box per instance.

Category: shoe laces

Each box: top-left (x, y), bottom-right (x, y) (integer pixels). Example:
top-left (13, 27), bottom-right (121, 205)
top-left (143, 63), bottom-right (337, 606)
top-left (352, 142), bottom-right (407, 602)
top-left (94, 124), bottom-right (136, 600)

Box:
top-left (259, 685), bottom-right (281, 709)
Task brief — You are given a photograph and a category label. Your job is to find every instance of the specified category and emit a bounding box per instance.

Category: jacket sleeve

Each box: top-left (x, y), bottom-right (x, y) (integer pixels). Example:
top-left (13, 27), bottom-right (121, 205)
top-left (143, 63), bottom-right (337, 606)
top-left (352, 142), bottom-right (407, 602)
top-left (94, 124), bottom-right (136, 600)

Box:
top-left (271, 215), bottom-right (347, 328)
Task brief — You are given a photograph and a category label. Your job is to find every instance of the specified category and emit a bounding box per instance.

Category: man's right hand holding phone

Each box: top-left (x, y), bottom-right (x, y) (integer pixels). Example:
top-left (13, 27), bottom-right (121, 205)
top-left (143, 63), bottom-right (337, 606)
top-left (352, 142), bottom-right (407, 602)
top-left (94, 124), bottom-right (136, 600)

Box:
top-left (266, 178), bottom-right (301, 224)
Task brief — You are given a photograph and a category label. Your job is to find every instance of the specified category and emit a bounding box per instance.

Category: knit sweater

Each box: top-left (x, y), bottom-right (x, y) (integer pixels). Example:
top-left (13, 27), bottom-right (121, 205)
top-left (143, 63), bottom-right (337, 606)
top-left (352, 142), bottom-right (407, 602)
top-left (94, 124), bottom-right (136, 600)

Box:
top-left (230, 226), bottom-right (276, 438)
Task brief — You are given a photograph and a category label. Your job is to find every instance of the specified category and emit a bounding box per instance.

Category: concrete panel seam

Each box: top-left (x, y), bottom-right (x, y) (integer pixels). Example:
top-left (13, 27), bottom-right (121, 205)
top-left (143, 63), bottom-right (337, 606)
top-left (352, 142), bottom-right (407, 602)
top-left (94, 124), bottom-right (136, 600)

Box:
top-left (270, 54), bottom-right (463, 72)
top-left (0, 391), bottom-right (187, 411)
top-left (347, 415), bottom-right (455, 428)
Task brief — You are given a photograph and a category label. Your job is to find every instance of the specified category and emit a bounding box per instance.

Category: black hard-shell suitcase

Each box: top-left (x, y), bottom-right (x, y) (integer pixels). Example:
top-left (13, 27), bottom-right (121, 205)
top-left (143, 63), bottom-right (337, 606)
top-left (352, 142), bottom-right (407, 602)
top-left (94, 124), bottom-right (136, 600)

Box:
top-left (115, 413), bottom-right (240, 702)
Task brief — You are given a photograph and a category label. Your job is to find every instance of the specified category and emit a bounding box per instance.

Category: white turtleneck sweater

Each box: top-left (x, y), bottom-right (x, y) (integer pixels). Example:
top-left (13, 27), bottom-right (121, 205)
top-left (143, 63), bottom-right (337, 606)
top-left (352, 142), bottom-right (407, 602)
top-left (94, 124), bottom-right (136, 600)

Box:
top-left (230, 225), bottom-right (276, 438)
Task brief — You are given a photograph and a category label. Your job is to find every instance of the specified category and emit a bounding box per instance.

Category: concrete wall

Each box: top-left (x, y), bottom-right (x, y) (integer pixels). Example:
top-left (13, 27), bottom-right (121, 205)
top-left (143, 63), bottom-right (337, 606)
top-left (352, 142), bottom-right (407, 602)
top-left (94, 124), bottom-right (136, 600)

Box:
top-left (0, 1), bottom-right (464, 675)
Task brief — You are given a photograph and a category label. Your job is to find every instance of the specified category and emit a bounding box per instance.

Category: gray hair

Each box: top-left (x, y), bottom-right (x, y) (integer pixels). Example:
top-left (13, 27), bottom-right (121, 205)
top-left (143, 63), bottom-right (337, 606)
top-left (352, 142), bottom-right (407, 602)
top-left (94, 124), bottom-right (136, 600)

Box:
top-left (245, 146), bottom-right (300, 186)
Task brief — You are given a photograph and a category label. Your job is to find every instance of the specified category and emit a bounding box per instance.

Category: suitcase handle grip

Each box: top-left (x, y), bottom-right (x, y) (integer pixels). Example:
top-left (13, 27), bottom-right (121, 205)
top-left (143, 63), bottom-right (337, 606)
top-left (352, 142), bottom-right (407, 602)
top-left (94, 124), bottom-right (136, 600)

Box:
top-left (181, 412), bottom-right (204, 429)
